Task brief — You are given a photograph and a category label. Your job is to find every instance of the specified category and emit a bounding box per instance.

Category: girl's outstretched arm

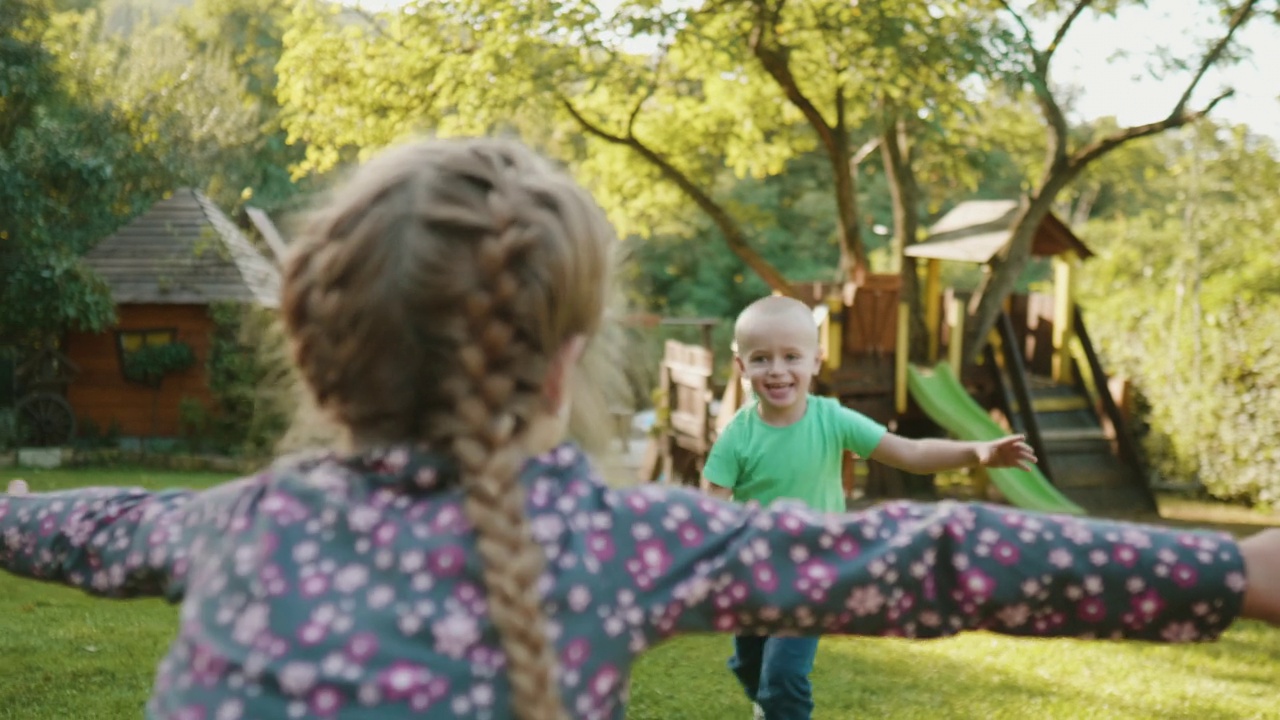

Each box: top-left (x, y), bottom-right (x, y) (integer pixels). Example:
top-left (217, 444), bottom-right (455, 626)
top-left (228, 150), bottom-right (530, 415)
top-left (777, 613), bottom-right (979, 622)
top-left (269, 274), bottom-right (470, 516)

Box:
top-left (0, 477), bottom-right (262, 601)
top-left (1239, 529), bottom-right (1280, 624)
top-left (599, 484), bottom-right (1250, 644)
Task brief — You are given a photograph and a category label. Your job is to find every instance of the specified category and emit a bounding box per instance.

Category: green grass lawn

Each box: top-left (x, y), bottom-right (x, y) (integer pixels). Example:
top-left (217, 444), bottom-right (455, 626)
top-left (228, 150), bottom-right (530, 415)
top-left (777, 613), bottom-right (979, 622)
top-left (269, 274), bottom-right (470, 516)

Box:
top-left (2, 468), bottom-right (1278, 719)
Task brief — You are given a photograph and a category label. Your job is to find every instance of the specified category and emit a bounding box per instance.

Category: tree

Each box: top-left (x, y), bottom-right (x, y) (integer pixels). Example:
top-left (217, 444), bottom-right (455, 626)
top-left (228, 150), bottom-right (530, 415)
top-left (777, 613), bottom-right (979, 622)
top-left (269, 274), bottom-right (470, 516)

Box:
top-left (962, 0), bottom-right (1263, 362)
top-left (275, 0), bottom-right (1003, 296)
top-left (1078, 121), bottom-right (1280, 505)
top-left (47, 0), bottom-right (294, 213)
top-left (276, 0), bottom-right (801, 290)
top-left (0, 0), bottom-right (122, 343)
top-left (177, 0), bottom-right (308, 210)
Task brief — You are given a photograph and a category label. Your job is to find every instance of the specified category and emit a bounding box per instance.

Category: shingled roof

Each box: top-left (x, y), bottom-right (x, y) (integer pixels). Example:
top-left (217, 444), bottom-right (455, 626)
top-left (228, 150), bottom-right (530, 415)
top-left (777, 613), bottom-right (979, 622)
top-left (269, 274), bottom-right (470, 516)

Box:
top-left (82, 189), bottom-right (281, 307)
top-left (904, 199), bottom-right (1094, 264)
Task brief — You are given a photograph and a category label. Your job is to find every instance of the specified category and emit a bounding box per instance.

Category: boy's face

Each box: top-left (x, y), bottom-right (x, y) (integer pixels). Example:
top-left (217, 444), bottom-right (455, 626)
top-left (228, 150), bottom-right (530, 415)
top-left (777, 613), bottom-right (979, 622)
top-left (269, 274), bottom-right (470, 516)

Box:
top-left (734, 314), bottom-right (822, 415)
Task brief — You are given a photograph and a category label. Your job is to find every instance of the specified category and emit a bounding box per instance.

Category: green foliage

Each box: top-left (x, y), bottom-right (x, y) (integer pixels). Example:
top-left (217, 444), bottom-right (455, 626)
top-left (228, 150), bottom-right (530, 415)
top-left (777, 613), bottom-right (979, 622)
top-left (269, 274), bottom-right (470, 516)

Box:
top-left (1079, 123), bottom-right (1280, 507)
top-left (1198, 299), bottom-right (1280, 508)
top-left (274, 0), bottom-right (1007, 284)
top-left (121, 341), bottom-right (194, 386)
top-left (41, 0), bottom-right (309, 213)
top-left (624, 151), bottom-right (848, 316)
top-left (0, 0), bottom-right (120, 342)
top-left (0, 410), bottom-right (15, 451)
top-left (2, 0), bottom-right (309, 345)
top-left (175, 0), bottom-right (309, 211)
top-left (203, 303), bottom-right (292, 456)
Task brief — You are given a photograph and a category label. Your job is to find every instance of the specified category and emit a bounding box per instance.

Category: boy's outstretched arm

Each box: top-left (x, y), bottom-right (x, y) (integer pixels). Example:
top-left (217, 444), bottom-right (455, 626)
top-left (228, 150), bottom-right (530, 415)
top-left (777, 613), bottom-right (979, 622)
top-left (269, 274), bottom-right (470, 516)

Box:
top-left (870, 433), bottom-right (1036, 476)
top-left (0, 477), bottom-right (259, 601)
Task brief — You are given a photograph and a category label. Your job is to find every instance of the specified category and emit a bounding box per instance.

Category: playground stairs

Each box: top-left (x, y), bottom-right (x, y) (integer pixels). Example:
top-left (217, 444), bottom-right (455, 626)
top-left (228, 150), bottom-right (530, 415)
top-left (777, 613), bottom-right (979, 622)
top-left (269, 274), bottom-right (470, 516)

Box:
top-left (1018, 376), bottom-right (1155, 514)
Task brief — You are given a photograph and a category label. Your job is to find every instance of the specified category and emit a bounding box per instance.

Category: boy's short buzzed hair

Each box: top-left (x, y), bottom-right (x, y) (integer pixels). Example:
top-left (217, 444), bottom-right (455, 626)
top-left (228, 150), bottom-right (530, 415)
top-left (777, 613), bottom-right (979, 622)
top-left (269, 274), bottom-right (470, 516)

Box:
top-left (733, 295), bottom-right (819, 353)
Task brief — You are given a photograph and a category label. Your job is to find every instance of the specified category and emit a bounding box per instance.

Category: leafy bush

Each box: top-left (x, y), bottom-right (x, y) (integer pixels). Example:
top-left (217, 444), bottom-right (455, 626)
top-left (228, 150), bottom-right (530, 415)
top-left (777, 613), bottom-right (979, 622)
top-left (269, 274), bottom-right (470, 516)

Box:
top-left (205, 303), bottom-right (293, 456)
top-left (0, 409), bottom-right (15, 451)
top-left (122, 342), bottom-right (195, 386)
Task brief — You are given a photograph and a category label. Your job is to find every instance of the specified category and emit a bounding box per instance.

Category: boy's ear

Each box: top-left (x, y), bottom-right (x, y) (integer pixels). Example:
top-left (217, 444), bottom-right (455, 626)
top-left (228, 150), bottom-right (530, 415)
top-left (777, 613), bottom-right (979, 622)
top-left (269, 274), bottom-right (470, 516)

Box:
top-left (733, 354), bottom-right (746, 374)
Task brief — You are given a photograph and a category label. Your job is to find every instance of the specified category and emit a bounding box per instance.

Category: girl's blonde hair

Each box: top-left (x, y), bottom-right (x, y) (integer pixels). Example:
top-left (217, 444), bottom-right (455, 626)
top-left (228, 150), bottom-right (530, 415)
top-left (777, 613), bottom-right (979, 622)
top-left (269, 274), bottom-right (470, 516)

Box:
top-left (281, 137), bottom-right (619, 720)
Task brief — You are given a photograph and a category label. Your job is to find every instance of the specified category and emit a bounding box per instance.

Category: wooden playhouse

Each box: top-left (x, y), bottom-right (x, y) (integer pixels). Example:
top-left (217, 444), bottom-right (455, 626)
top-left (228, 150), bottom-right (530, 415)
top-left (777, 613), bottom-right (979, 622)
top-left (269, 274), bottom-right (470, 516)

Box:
top-left (64, 189), bottom-right (280, 439)
top-left (648, 199), bottom-right (1157, 515)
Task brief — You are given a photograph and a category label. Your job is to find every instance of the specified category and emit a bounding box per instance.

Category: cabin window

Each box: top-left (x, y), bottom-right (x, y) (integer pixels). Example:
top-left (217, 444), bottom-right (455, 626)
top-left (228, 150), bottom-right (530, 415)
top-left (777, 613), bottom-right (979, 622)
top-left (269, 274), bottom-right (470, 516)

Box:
top-left (116, 329), bottom-right (178, 384)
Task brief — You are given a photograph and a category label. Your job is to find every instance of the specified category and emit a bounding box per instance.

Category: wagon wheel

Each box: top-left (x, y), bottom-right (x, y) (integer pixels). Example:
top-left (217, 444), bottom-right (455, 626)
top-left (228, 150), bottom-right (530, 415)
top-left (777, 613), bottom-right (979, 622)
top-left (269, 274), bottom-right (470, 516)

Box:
top-left (14, 392), bottom-right (76, 447)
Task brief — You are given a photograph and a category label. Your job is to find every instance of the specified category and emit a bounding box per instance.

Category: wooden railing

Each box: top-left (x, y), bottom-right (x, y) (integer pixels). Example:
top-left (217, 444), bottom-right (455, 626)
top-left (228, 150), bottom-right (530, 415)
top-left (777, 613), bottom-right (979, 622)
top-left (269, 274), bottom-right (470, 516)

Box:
top-left (996, 311), bottom-right (1054, 483)
top-left (1072, 305), bottom-right (1157, 512)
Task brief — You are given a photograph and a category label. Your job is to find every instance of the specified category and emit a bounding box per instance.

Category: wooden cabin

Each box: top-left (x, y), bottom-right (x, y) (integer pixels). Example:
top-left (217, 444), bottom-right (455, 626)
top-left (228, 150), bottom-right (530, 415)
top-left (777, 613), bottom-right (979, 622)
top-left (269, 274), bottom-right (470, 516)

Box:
top-left (65, 189), bottom-right (280, 438)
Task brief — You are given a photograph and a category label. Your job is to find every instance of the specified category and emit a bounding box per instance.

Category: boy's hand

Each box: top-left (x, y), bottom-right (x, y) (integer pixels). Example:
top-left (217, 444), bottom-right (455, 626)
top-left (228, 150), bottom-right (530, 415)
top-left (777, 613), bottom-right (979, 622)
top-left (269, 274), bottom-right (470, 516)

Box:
top-left (5, 479), bottom-right (29, 495)
top-left (976, 435), bottom-right (1036, 471)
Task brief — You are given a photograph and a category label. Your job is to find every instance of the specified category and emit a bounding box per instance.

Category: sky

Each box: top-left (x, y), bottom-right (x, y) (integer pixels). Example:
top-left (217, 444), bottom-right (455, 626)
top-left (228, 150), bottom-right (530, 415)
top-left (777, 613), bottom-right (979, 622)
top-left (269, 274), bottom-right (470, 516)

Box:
top-left (1041, 3), bottom-right (1279, 141)
top-left (351, 0), bottom-right (1280, 141)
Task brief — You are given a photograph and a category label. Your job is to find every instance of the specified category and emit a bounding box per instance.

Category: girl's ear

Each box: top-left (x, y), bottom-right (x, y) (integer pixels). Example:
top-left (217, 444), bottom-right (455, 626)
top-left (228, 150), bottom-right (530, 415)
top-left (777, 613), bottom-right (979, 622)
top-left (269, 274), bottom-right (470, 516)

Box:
top-left (544, 335), bottom-right (587, 416)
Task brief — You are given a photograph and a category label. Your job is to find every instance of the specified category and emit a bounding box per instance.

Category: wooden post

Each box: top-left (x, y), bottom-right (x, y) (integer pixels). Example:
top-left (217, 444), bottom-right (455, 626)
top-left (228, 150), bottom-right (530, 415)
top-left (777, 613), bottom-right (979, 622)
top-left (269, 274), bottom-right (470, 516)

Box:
top-left (947, 297), bottom-right (965, 372)
top-left (996, 312), bottom-right (1054, 483)
top-left (895, 300), bottom-right (909, 414)
top-left (1053, 254), bottom-right (1077, 384)
top-left (824, 295), bottom-right (843, 371)
top-left (925, 258), bottom-right (942, 362)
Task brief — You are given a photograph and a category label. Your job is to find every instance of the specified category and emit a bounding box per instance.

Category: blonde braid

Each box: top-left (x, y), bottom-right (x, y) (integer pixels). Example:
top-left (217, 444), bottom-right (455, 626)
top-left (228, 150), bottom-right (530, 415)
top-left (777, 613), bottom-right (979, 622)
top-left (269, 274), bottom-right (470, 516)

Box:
top-left (284, 137), bottom-right (619, 720)
top-left (440, 150), bottom-right (568, 720)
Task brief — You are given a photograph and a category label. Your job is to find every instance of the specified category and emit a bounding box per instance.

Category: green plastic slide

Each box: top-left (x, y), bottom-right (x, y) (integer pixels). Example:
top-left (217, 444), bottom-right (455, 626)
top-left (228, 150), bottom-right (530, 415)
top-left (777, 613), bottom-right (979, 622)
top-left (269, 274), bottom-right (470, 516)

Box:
top-left (907, 362), bottom-right (1086, 515)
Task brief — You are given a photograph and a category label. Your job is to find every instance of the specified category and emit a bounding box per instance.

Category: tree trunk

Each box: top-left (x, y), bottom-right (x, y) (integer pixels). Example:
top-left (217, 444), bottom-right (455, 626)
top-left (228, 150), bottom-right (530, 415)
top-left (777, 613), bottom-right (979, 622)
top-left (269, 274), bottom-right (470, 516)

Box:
top-left (1069, 185), bottom-right (1099, 227)
top-left (963, 162), bottom-right (1077, 363)
top-left (879, 117), bottom-right (929, 360)
top-left (830, 131), bottom-right (868, 281)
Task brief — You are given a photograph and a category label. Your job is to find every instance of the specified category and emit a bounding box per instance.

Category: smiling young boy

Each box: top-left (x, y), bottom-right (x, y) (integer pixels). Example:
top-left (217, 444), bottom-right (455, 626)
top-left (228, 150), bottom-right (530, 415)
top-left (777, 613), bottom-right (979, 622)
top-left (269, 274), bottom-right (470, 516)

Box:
top-left (701, 295), bottom-right (1035, 720)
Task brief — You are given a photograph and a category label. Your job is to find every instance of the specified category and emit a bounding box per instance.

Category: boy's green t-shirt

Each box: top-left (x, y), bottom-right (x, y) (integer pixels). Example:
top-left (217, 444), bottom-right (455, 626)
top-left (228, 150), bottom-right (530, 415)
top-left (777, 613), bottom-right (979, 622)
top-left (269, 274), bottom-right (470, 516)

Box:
top-left (703, 395), bottom-right (887, 513)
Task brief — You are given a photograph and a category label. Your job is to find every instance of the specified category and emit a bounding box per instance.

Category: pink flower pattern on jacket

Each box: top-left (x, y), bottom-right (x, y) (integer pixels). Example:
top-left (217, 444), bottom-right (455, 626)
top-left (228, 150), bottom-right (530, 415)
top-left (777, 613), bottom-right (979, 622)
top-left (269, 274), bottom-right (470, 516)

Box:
top-left (0, 444), bottom-right (1247, 719)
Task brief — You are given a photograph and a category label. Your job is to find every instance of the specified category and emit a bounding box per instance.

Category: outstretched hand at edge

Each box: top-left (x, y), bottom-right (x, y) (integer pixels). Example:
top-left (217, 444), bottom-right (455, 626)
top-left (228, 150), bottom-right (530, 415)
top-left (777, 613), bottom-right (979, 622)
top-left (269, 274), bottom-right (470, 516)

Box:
top-left (976, 435), bottom-right (1037, 472)
top-left (1240, 529), bottom-right (1280, 626)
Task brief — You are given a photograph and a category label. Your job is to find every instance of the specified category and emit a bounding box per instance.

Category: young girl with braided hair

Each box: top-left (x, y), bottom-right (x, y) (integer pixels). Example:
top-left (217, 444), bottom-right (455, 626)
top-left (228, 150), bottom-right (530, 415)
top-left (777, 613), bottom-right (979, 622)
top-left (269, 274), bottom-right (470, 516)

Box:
top-left (1, 137), bottom-right (1278, 720)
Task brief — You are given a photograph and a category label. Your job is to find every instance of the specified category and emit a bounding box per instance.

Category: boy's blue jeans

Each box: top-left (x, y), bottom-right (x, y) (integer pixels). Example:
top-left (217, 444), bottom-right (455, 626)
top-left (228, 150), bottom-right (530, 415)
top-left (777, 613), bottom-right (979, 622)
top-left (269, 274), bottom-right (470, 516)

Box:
top-left (728, 635), bottom-right (821, 720)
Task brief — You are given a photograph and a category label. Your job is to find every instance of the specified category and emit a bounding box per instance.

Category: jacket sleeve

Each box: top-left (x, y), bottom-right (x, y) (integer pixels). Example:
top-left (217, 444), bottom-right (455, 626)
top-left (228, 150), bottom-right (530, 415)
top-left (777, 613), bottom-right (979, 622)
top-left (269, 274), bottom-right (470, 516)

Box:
top-left (600, 485), bottom-right (1246, 645)
top-left (0, 477), bottom-right (262, 602)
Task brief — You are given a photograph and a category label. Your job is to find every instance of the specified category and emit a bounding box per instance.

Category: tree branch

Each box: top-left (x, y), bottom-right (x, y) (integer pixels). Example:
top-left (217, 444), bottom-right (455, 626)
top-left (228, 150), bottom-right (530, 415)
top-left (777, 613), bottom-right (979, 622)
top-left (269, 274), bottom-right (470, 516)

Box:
top-left (850, 136), bottom-right (881, 167)
top-left (1169, 0), bottom-right (1257, 118)
top-left (350, 6), bottom-right (477, 60)
top-left (747, 0), bottom-right (836, 149)
top-left (626, 48), bottom-right (668, 137)
top-left (1044, 0), bottom-right (1094, 69)
top-left (996, 0), bottom-right (1070, 170)
top-left (995, 0), bottom-right (1036, 51)
top-left (1069, 0), bottom-right (1256, 174)
top-left (559, 97), bottom-right (795, 293)
top-left (350, 7), bottom-right (410, 51)
top-left (1071, 89), bottom-right (1233, 172)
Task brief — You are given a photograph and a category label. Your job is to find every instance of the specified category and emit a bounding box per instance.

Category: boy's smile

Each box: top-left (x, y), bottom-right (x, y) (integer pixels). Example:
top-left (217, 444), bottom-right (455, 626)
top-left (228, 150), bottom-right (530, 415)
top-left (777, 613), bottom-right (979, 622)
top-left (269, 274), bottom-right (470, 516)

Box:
top-left (734, 306), bottom-right (822, 426)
